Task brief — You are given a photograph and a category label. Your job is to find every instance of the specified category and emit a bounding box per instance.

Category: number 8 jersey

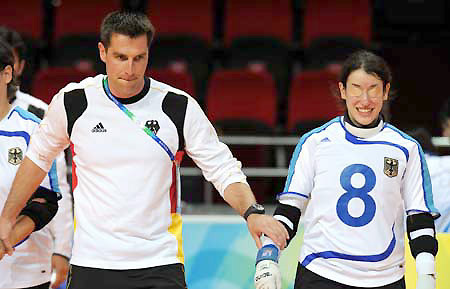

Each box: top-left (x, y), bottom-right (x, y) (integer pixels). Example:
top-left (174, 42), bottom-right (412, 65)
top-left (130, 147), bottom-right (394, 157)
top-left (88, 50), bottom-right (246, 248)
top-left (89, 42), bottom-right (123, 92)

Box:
top-left (283, 116), bottom-right (438, 287)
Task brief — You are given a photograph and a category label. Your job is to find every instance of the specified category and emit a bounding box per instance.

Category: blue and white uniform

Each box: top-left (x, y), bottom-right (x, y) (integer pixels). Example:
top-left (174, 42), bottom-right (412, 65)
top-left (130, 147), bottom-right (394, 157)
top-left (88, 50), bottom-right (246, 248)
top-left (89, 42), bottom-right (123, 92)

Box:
top-left (0, 106), bottom-right (66, 288)
top-left (280, 116), bottom-right (438, 287)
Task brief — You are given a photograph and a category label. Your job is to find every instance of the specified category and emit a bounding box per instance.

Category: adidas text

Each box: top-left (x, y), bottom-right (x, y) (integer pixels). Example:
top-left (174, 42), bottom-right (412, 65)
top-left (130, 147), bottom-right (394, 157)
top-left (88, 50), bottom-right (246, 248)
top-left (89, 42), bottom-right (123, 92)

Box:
top-left (92, 122), bottom-right (107, 133)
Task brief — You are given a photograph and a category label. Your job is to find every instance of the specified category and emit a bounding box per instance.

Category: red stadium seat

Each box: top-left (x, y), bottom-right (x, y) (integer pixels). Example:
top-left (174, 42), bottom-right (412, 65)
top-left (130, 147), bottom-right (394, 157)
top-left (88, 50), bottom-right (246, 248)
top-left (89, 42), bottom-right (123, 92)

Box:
top-left (31, 66), bottom-right (96, 104)
top-left (0, 1), bottom-right (43, 39)
top-left (224, 0), bottom-right (292, 45)
top-left (146, 0), bottom-right (213, 101)
top-left (287, 69), bottom-right (343, 135)
top-left (301, 0), bottom-right (371, 69)
top-left (206, 69), bottom-right (277, 130)
top-left (302, 0), bottom-right (372, 47)
top-left (206, 69), bottom-right (278, 203)
top-left (147, 0), bottom-right (214, 44)
top-left (147, 68), bottom-right (195, 97)
top-left (53, 0), bottom-right (121, 39)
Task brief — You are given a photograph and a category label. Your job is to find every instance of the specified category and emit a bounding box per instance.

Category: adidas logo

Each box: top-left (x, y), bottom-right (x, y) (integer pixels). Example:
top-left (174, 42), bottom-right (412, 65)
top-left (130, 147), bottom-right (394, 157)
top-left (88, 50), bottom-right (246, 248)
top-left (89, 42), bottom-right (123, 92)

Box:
top-left (320, 137), bottom-right (331, 143)
top-left (92, 122), bottom-right (107, 133)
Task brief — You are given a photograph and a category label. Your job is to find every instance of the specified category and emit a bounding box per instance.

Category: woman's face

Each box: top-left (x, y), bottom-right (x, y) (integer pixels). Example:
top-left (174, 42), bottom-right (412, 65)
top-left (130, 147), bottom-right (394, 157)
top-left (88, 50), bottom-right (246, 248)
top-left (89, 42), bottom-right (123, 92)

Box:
top-left (339, 68), bottom-right (390, 126)
top-left (0, 64), bottom-right (13, 99)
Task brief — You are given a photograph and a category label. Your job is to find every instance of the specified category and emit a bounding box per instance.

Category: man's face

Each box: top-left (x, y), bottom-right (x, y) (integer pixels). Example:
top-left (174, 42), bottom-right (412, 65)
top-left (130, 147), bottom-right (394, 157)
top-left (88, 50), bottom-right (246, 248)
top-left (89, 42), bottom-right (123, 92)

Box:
top-left (98, 33), bottom-right (148, 98)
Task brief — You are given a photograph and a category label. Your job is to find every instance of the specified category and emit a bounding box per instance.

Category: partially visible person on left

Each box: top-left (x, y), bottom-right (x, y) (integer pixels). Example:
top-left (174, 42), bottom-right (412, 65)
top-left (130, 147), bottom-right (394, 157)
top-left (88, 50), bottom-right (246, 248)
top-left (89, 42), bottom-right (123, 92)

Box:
top-left (0, 26), bottom-right (74, 289)
top-left (0, 38), bottom-right (70, 289)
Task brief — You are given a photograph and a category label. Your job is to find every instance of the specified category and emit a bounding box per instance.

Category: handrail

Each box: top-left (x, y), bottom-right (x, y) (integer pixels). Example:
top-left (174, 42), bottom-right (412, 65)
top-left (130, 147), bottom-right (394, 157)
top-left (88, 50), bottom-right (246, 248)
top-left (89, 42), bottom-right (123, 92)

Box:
top-left (218, 135), bottom-right (450, 147)
top-left (183, 135), bottom-right (450, 203)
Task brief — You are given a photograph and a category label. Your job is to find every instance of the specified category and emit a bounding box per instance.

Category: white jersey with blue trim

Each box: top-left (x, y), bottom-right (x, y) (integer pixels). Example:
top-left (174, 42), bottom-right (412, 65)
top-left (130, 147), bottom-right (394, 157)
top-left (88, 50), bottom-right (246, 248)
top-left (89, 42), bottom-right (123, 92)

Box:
top-left (0, 106), bottom-right (62, 288)
top-left (11, 89), bottom-right (48, 119)
top-left (11, 89), bottom-right (74, 259)
top-left (282, 116), bottom-right (437, 287)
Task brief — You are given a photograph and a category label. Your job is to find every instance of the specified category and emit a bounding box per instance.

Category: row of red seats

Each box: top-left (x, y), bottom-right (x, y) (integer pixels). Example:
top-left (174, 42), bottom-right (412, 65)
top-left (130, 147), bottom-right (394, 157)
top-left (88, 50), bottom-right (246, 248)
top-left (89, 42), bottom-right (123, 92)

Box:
top-left (31, 66), bottom-right (342, 135)
top-left (0, 0), bottom-right (371, 47)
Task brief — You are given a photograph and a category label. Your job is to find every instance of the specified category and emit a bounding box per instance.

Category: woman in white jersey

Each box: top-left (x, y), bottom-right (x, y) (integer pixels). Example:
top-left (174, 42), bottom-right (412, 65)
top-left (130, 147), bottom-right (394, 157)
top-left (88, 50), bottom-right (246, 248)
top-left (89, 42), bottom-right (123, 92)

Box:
top-left (0, 40), bottom-right (63, 289)
top-left (254, 51), bottom-right (439, 289)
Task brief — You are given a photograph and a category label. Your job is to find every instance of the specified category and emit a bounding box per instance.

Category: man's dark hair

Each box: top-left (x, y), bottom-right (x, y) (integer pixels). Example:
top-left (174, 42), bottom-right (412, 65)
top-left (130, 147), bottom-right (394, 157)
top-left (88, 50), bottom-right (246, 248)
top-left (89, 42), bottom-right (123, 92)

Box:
top-left (100, 11), bottom-right (155, 49)
top-left (0, 26), bottom-right (26, 61)
top-left (0, 39), bottom-right (18, 101)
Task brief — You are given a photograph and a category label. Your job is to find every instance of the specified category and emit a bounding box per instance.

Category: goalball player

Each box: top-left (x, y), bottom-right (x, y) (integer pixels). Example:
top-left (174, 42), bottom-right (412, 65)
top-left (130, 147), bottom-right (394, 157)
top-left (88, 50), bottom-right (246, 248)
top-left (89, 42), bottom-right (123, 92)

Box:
top-left (254, 51), bottom-right (439, 289)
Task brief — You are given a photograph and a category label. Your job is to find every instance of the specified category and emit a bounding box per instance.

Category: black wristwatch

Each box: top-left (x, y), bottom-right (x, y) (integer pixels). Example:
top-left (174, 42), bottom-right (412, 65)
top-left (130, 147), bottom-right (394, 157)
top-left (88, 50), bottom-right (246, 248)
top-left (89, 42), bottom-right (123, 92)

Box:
top-left (243, 203), bottom-right (265, 220)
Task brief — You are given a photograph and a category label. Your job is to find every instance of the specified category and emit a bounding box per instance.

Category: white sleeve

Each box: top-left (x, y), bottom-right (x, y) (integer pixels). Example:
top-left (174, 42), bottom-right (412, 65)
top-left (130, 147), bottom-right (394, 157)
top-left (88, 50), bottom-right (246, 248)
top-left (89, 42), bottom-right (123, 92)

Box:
top-left (26, 91), bottom-right (70, 172)
top-left (402, 142), bottom-right (437, 215)
top-left (47, 152), bottom-right (74, 258)
top-left (183, 98), bottom-right (248, 196)
top-left (278, 135), bottom-right (316, 212)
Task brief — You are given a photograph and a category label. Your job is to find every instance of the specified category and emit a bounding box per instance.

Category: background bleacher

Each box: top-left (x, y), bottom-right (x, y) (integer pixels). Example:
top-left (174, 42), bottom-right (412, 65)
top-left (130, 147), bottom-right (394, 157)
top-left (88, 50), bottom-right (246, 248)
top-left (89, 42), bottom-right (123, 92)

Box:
top-left (2, 0), bottom-right (450, 204)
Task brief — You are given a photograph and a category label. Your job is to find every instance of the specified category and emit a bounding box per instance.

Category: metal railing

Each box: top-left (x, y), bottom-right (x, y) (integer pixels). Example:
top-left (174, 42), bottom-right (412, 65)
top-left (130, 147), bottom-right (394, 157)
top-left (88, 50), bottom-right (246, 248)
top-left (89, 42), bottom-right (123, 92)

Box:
top-left (181, 136), bottom-right (450, 203)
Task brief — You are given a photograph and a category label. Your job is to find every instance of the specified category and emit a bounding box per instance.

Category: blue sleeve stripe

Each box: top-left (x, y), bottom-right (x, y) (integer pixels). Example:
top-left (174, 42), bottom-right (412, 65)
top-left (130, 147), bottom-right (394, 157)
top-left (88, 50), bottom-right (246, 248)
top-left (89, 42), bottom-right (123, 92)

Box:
top-left (47, 161), bottom-right (61, 193)
top-left (301, 225), bottom-right (396, 267)
top-left (277, 191), bottom-right (309, 199)
top-left (386, 125), bottom-right (437, 213)
top-left (284, 117), bottom-right (340, 192)
top-left (0, 130), bottom-right (30, 145)
top-left (8, 106), bottom-right (41, 123)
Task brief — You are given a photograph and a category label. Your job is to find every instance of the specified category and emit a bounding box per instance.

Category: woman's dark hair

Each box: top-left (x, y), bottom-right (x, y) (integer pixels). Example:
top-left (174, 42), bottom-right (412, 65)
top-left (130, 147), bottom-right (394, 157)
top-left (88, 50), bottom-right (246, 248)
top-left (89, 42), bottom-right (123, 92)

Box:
top-left (340, 50), bottom-right (392, 92)
top-left (0, 26), bottom-right (26, 61)
top-left (338, 50), bottom-right (394, 121)
top-left (0, 39), bottom-right (18, 101)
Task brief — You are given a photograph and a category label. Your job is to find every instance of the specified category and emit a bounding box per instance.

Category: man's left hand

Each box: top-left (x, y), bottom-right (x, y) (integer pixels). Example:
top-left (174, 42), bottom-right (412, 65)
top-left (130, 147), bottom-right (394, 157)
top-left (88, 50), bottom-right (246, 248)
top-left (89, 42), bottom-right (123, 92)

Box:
top-left (51, 254), bottom-right (70, 288)
top-left (247, 214), bottom-right (288, 249)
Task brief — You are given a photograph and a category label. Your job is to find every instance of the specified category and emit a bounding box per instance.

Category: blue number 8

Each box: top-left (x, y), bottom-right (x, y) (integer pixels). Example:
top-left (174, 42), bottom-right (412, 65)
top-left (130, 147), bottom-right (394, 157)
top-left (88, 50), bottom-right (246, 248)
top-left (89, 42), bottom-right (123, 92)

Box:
top-left (336, 164), bottom-right (376, 227)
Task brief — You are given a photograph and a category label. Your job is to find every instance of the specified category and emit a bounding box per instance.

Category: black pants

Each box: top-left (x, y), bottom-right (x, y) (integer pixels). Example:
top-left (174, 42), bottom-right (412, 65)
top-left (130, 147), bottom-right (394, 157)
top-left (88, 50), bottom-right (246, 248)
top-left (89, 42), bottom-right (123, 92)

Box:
top-left (67, 263), bottom-right (187, 289)
top-left (294, 265), bottom-right (406, 289)
top-left (25, 283), bottom-right (51, 289)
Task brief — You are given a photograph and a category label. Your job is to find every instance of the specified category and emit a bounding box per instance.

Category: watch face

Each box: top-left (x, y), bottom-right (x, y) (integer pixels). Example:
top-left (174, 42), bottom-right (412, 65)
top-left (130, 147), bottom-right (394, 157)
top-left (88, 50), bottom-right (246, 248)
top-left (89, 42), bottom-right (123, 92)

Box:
top-left (253, 203), bottom-right (264, 211)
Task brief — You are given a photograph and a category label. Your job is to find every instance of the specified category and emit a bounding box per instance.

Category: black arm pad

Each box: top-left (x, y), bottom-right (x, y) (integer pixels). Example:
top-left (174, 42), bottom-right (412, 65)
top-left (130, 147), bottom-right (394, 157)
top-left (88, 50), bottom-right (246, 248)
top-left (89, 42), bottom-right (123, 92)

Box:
top-left (274, 203), bottom-right (301, 245)
top-left (19, 186), bottom-right (60, 231)
top-left (406, 212), bottom-right (435, 239)
top-left (406, 213), bottom-right (438, 258)
top-left (409, 235), bottom-right (438, 258)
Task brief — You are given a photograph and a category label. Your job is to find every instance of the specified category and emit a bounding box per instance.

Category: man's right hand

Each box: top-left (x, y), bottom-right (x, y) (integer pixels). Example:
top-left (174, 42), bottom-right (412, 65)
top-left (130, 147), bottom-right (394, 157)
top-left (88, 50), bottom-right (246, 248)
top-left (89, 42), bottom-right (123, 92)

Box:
top-left (254, 260), bottom-right (281, 289)
top-left (0, 216), bottom-right (14, 257)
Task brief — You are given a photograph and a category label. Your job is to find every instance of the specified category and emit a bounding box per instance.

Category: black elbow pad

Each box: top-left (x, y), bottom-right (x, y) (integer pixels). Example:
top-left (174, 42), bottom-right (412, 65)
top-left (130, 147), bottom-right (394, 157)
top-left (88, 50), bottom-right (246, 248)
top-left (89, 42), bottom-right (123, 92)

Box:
top-left (274, 203), bottom-right (301, 245)
top-left (19, 186), bottom-right (60, 231)
top-left (406, 212), bottom-right (438, 258)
